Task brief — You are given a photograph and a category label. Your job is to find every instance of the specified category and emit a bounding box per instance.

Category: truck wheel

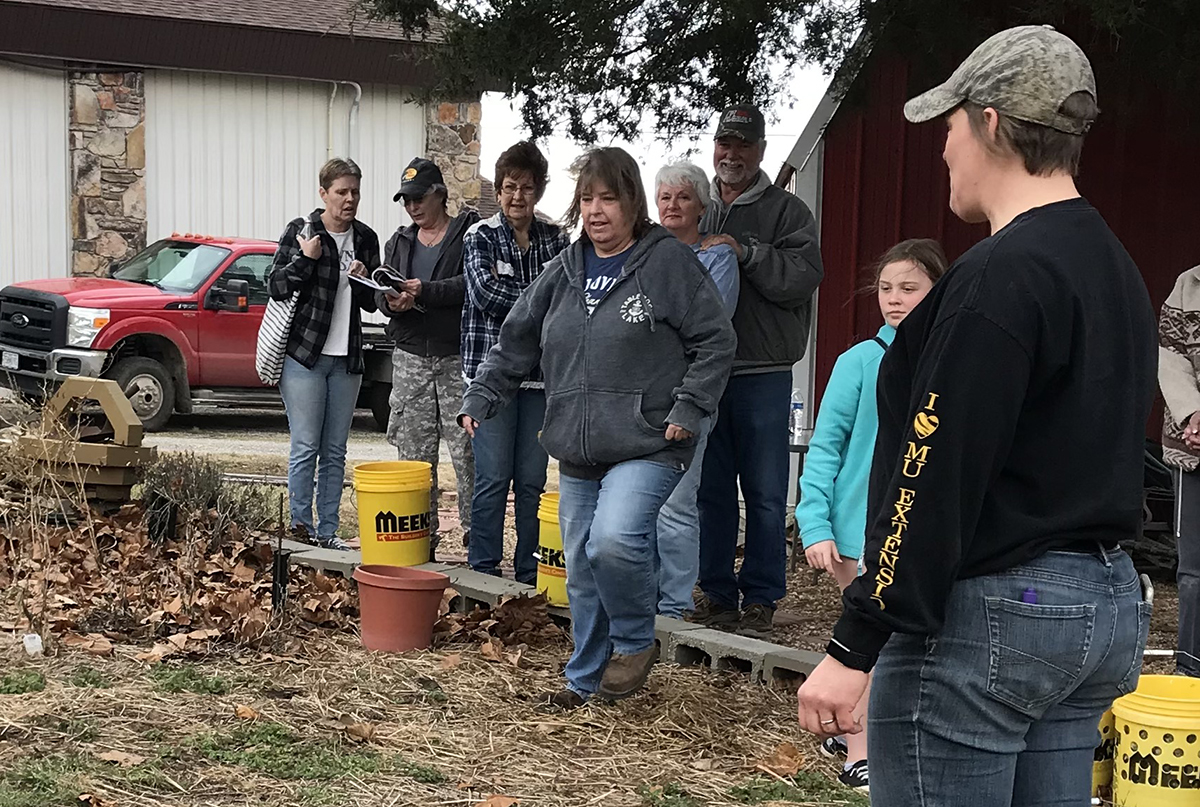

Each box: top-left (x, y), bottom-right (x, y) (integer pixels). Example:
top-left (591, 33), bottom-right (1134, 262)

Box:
top-left (108, 357), bottom-right (175, 431)
top-left (369, 384), bottom-right (392, 433)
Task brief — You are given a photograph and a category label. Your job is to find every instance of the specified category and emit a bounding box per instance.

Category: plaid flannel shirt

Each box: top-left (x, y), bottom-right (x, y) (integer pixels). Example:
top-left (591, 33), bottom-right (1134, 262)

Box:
top-left (268, 210), bottom-right (380, 373)
top-left (460, 213), bottom-right (570, 380)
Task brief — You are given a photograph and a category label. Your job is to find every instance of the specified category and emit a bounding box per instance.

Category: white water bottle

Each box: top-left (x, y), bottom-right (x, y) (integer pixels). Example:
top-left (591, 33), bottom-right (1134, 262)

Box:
top-left (789, 388), bottom-right (805, 445)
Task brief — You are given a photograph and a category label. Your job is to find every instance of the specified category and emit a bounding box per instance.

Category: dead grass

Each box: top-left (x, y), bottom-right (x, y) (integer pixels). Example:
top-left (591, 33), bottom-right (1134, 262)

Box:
top-left (0, 417), bottom-right (860, 807)
top-left (0, 635), bottom-right (864, 807)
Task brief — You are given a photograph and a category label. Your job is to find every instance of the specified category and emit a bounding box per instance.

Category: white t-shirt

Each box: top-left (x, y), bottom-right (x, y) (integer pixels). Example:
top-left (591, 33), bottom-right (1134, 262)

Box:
top-left (322, 228), bottom-right (355, 357)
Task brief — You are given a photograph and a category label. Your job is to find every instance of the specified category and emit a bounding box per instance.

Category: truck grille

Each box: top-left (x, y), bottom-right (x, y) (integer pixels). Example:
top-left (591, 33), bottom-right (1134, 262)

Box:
top-left (0, 289), bottom-right (68, 351)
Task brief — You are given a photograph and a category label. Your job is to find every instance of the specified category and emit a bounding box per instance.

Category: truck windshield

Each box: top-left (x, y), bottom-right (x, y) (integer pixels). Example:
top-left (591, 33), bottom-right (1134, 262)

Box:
top-left (112, 241), bottom-right (232, 293)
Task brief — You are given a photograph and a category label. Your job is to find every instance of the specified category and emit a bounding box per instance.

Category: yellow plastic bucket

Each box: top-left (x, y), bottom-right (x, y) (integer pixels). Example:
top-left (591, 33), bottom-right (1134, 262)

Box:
top-left (353, 461), bottom-right (432, 567)
top-left (1112, 675), bottom-right (1200, 805)
top-left (1094, 709), bottom-right (1115, 800)
top-left (536, 492), bottom-right (567, 606)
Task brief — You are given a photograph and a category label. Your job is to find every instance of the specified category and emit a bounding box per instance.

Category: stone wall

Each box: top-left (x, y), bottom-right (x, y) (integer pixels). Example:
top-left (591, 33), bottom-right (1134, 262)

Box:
top-left (425, 100), bottom-right (483, 218)
top-left (69, 71), bottom-right (146, 276)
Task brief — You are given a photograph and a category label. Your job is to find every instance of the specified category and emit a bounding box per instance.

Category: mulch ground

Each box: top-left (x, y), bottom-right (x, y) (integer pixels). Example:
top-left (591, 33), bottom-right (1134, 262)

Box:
top-left (0, 426), bottom-right (1184, 807)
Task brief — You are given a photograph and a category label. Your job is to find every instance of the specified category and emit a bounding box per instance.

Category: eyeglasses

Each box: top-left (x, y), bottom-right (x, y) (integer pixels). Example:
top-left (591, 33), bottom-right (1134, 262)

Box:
top-left (499, 184), bottom-right (537, 199)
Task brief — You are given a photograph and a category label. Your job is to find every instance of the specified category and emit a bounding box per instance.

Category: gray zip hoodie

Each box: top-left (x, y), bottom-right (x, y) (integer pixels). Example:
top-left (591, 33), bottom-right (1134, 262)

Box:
top-left (459, 226), bottom-right (736, 478)
top-left (701, 169), bottom-right (823, 372)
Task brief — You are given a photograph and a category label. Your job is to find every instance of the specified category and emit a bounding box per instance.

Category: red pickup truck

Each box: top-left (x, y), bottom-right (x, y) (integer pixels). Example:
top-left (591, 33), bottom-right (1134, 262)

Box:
top-left (0, 235), bottom-right (394, 430)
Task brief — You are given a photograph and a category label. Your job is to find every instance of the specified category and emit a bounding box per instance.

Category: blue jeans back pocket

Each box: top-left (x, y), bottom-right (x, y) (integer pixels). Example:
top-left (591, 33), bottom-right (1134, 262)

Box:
top-left (1116, 601), bottom-right (1153, 696)
top-left (985, 596), bottom-right (1096, 716)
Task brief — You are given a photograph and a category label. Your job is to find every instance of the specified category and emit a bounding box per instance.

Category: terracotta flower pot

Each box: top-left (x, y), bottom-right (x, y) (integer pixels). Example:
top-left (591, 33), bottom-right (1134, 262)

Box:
top-left (352, 564), bottom-right (450, 652)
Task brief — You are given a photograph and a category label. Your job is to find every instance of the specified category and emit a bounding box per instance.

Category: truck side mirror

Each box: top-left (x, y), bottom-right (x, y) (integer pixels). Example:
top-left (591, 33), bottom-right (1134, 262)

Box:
top-left (206, 279), bottom-right (250, 312)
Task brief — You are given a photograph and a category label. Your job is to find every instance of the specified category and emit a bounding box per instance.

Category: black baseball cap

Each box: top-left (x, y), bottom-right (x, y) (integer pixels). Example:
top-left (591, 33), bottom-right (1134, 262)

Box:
top-left (393, 158), bottom-right (447, 202)
top-left (714, 105), bottom-right (766, 143)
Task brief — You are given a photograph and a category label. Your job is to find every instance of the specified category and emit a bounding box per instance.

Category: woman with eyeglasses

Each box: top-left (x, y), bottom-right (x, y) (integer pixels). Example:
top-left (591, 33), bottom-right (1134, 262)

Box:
top-left (461, 141), bottom-right (570, 583)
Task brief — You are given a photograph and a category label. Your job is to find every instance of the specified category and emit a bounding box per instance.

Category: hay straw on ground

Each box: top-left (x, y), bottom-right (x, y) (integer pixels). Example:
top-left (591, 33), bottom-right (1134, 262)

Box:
top-left (0, 632), bottom-right (853, 807)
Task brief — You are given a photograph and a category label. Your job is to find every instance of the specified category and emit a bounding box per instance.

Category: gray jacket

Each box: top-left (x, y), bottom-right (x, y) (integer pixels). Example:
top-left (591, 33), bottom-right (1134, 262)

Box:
top-left (701, 170), bottom-right (823, 372)
top-left (459, 226), bottom-right (736, 477)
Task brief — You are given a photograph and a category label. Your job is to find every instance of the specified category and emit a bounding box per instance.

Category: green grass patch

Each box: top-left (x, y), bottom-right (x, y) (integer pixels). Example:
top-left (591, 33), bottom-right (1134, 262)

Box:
top-left (396, 760), bottom-right (446, 784)
top-left (0, 755), bottom-right (87, 807)
top-left (297, 786), bottom-right (342, 806)
top-left (96, 762), bottom-right (180, 794)
top-left (0, 670), bottom-right (45, 695)
top-left (31, 715), bottom-right (100, 743)
top-left (149, 664), bottom-right (231, 695)
top-left (192, 722), bottom-right (383, 780)
top-left (729, 771), bottom-right (871, 805)
top-left (639, 782), bottom-right (701, 807)
top-left (68, 666), bottom-right (111, 689)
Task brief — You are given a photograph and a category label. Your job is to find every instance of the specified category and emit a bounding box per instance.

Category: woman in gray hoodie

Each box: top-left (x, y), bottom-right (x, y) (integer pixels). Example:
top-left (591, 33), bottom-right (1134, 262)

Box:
top-left (459, 148), bottom-right (736, 707)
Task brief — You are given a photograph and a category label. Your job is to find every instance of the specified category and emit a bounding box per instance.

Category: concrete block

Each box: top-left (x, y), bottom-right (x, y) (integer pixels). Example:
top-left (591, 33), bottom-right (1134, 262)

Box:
top-left (665, 627), bottom-right (782, 683)
top-left (291, 547), bottom-right (361, 579)
top-left (653, 615), bottom-right (704, 659)
top-left (413, 562), bottom-right (456, 574)
top-left (276, 538), bottom-right (315, 555)
top-left (438, 566), bottom-right (535, 611)
top-left (762, 647), bottom-right (825, 691)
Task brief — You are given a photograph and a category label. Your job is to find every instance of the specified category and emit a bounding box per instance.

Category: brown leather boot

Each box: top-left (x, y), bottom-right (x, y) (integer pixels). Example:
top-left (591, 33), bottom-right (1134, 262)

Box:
top-left (597, 646), bottom-right (657, 701)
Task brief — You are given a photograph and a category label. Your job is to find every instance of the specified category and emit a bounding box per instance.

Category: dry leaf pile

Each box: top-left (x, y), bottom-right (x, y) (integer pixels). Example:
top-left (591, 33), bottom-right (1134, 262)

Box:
top-left (435, 591), bottom-right (567, 648)
top-left (0, 498), bottom-right (358, 656)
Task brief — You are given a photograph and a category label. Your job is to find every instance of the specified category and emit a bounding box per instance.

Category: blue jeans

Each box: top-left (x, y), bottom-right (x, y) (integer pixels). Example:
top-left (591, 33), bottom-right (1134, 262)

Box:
top-left (559, 460), bottom-right (684, 697)
top-left (697, 371), bottom-right (791, 608)
top-left (655, 416), bottom-right (712, 618)
top-left (1174, 468), bottom-right (1200, 676)
top-left (869, 549), bottom-right (1151, 807)
top-left (279, 355), bottom-right (361, 539)
top-left (468, 389), bottom-right (548, 584)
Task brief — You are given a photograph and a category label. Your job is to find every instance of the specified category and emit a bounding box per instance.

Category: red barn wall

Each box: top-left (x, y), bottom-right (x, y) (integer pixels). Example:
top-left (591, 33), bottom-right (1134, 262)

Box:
top-left (815, 49), bottom-right (1200, 438)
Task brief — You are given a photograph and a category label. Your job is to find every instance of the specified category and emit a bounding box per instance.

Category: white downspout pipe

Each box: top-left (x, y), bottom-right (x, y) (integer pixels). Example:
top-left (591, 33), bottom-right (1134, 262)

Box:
top-left (343, 81), bottom-right (362, 160)
top-left (326, 82), bottom-right (339, 159)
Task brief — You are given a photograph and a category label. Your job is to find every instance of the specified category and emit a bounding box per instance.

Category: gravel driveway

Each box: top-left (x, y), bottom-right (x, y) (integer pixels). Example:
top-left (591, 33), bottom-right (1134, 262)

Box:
top-left (143, 407), bottom-right (402, 467)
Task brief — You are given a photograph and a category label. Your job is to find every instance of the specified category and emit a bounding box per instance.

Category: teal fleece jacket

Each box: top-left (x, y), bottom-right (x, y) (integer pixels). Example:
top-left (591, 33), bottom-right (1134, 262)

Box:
top-left (795, 325), bottom-right (895, 559)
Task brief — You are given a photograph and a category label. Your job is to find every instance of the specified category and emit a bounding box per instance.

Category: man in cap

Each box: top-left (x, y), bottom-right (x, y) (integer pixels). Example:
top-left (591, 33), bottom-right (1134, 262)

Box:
top-left (377, 157), bottom-right (479, 559)
top-left (693, 104), bottom-right (824, 637)
top-left (797, 26), bottom-right (1156, 804)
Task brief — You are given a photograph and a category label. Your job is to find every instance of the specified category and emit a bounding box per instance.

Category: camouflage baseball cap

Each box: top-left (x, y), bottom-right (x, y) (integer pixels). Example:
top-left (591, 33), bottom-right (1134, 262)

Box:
top-left (904, 25), bottom-right (1097, 135)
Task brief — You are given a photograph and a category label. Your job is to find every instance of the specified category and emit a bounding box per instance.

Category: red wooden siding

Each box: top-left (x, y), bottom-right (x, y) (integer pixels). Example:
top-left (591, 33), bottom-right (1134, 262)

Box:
top-left (814, 47), bottom-right (1200, 437)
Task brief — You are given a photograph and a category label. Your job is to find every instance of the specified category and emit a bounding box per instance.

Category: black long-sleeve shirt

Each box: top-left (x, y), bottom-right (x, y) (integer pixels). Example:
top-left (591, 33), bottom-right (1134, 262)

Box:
top-left (828, 198), bottom-right (1157, 672)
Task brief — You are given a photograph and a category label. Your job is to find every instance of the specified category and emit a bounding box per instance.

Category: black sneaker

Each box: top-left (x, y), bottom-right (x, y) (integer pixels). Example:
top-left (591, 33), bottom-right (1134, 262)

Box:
top-left (838, 759), bottom-right (869, 792)
top-left (687, 595), bottom-right (740, 630)
top-left (821, 736), bottom-right (848, 759)
top-left (736, 603), bottom-right (775, 638)
top-left (315, 534), bottom-right (351, 551)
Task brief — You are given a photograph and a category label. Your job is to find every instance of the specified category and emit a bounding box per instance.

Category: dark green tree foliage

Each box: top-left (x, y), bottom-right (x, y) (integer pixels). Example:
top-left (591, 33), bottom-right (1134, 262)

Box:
top-left (366, 0), bottom-right (1200, 142)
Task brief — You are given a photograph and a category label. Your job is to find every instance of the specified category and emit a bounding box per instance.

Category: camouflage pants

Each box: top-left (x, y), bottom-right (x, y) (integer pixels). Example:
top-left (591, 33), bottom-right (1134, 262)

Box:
top-left (386, 350), bottom-right (474, 537)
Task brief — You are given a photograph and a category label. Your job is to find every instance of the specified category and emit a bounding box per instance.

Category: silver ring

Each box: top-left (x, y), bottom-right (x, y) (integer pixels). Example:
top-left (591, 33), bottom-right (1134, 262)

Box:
top-left (821, 719), bottom-right (836, 725)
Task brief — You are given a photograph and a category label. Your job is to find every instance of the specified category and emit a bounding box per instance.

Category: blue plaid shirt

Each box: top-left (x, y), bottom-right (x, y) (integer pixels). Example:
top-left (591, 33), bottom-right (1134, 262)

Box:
top-left (460, 213), bottom-right (570, 380)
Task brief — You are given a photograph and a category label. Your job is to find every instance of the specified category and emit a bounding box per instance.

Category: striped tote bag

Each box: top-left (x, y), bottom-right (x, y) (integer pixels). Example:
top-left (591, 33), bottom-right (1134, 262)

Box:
top-left (254, 291), bottom-right (297, 385)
